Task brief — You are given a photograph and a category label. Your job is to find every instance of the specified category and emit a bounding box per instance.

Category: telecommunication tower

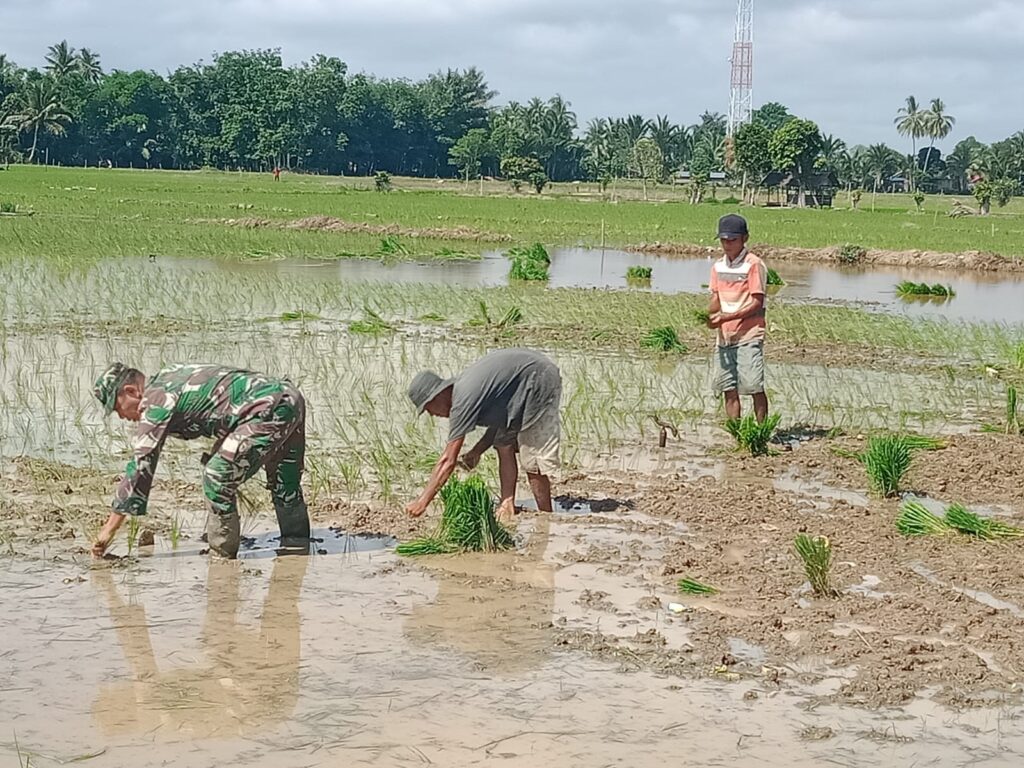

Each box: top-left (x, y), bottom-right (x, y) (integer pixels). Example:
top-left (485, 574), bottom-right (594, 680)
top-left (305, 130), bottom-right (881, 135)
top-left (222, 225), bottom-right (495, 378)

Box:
top-left (727, 0), bottom-right (754, 136)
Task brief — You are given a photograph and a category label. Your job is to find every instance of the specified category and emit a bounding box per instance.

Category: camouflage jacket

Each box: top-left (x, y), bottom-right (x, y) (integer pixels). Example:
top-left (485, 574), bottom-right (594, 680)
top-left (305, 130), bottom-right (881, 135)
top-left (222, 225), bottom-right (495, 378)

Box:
top-left (113, 364), bottom-right (291, 515)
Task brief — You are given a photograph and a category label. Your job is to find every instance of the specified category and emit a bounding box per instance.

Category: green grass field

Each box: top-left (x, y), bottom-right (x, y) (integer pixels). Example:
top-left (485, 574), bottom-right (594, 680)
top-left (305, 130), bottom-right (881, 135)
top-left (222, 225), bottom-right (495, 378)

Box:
top-left (2, 166), bottom-right (1024, 261)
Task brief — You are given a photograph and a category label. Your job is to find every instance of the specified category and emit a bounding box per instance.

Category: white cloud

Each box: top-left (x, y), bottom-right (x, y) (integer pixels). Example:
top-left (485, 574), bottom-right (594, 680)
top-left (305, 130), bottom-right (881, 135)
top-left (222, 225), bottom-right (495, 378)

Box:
top-left (4, 0), bottom-right (1022, 146)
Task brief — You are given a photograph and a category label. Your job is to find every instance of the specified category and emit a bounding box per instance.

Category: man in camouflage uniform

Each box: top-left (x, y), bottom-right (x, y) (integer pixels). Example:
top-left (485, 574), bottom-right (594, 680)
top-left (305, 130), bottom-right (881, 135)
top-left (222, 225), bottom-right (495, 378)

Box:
top-left (91, 362), bottom-right (309, 559)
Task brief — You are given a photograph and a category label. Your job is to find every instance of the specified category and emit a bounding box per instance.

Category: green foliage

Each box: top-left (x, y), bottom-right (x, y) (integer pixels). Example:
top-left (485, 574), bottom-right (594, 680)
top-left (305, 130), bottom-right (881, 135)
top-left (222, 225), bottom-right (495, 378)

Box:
top-left (692, 308), bottom-right (711, 326)
top-left (860, 435), bottom-right (912, 497)
top-left (641, 326), bottom-right (685, 353)
top-left (378, 234), bottom-right (408, 256)
top-left (837, 243), bottom-right (866, 265)
top-left (1007, 385), bottom-right (1020, 435)
top-left (768, 118), bottom-right (823, 199)
top-left (396, 475), bottom-right (514, 556)
top-left (913, 189), bottom-right (926, 211)
top-left (896, 281), bottom-right (955, 298)
top-left (497, 305), bottom-right (522, 328)
top-left (896, 500), bottom-right (953, 537)
top-left (374, 171), bottom-right (392, 193)
top-left (448, 128), bottom-right (491, 182)
top-left (0, 201), bottom-right (14, 213)
top-left (279, 310), bottom-right (321, 322)
top-left (733, 120), bottom-right (773, 179)
top-left (629, 137), bottom-right (664, 198)
top-left (626, 265), bottom-right (652, 280)
top-left (507, 243), bottom-right (550, 281)
top-left (944, 503), bottom-right (1024, 540)
top-left (529, 170), bottom-right (549, 194)
top-left (793, 534), bottom-right (836, 597)
top-left (725, 413), bottom-right (781, 457)
top-left (678, 578), bottom-right (718, 595)
top-left (349, 306), bottom-right (394, 334)
top-left (501, 155), bottom-right (545, 188)
top-left (765, 267), bottom-right (785, 286)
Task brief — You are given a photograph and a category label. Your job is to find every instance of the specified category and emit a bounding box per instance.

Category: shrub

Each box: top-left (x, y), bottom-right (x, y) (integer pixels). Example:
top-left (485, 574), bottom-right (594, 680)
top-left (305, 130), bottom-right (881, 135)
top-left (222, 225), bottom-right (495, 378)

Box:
top-left (373, 171), bottom-right (392, 193)
top-left (837, 244), bottom-right (866, 265)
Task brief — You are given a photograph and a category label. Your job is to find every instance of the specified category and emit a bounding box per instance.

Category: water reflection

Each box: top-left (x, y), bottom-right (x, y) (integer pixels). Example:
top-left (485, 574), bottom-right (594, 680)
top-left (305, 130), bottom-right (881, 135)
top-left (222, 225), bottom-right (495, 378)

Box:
top-left (403, 516), bottom-right (555, 675)
top-left (91, 555), bottom-right (308, 740)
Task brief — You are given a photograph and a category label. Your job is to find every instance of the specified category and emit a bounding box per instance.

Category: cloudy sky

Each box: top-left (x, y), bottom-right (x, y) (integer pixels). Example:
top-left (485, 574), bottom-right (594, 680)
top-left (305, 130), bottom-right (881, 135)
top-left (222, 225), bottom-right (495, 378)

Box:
top-left (5, 0), bottom-right (1022, 148)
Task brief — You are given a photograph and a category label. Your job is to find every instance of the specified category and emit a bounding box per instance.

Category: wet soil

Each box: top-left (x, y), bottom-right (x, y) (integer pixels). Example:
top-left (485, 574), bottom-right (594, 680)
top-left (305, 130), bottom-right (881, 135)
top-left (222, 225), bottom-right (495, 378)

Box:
top-left (630, 241), bottom-right (1024, 274)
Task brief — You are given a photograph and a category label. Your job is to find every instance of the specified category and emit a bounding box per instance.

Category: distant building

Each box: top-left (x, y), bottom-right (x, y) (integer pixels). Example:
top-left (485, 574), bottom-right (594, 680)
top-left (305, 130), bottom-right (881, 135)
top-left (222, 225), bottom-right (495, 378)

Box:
top-left (760, 170), bottom-right (839, 208)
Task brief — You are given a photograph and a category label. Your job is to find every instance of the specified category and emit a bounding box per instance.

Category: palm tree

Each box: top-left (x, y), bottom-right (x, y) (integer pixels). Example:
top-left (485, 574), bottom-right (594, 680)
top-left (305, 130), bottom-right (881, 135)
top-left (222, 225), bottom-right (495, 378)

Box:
top-left (8, 79), bottom-right (72, 162)
top-left (78, 48), bottom-right (103, 84)
top-left (819, 134), bottom-right (847, 173)
top-left (864, 143), bottom-right (898, 193)
top-left (921, 98), bottom-right (955, 172)
top-left (894, 96), bottom-right (925, 188)
top-left (45, 40), bottom-right (78, 80)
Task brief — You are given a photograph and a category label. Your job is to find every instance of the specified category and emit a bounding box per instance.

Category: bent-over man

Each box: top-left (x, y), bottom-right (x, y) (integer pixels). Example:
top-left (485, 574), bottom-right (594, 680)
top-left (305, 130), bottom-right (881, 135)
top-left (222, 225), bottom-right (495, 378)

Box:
top-left (406, 348), bottom-right (561, 522)
top-left (91, 362), bottom-right (309, 559)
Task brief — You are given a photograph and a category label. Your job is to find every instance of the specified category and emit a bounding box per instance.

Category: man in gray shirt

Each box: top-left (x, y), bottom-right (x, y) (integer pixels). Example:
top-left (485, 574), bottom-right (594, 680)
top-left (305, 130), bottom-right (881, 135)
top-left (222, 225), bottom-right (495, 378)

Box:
top-left (406, 348), bottom-right (562, 522)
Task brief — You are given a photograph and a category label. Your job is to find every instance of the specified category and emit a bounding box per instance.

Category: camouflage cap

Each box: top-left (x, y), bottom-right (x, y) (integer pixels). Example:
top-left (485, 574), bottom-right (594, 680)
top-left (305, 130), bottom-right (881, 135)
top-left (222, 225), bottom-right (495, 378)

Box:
top-left (93, 362), bottom-right (133, 415)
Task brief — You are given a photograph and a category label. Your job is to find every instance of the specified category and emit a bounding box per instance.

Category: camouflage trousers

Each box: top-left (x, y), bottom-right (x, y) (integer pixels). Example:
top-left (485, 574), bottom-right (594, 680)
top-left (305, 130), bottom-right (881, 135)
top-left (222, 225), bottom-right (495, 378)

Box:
top-left (202, 385), bottom-right (309, 558)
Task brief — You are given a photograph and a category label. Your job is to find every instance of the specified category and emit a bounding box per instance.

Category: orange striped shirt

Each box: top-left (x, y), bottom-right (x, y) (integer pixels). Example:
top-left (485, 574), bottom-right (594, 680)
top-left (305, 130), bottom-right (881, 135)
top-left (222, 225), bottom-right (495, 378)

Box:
top-left (709, 249), bottom-right (767, 346)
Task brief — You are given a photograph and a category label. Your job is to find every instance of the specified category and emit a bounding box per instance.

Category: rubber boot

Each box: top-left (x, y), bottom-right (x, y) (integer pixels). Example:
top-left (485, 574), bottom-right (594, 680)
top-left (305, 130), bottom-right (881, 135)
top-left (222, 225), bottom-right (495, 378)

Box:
top-left (207, 508), bottom-right (241, 559)
top-left (275, 498), bottom-right (310, 550)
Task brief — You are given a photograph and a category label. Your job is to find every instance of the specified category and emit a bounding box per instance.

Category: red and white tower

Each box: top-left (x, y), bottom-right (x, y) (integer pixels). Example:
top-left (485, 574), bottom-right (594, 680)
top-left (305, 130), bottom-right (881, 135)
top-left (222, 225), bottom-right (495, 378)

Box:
top-left (727, 0), bottom-right (754, 136)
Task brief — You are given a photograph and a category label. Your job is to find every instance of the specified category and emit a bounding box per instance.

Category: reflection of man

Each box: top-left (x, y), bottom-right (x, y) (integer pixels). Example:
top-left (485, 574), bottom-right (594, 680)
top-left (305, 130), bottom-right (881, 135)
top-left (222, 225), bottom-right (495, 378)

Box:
top-left (92, 555), bottom-right (308, 740)
top-left (403, 515), bottom-right (555, 675)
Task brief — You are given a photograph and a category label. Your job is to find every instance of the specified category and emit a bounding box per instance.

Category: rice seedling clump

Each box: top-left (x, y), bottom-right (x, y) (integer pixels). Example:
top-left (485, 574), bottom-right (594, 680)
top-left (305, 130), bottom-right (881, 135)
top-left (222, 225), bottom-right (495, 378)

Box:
top-left (896, 500), bottom-right (953, 537)
top-left (641, 326), bottom-right (685, 353)
top-left (895, 281), bottom-right (955, 298)
top-left (725, 413), bottom-right (781, 457)
top-left (860, 435), bottom-right (912, 497)
top-left (794, 534), bottom-right (837, 597)
top-left (944, 503), bottom-right (1024, 540)
top-left (626, 265), bottom-right (653, 281)
top-left (396, 475), bottom-right (514, 556)
top-left (507, 243), bottom-right (551, 281)
top-left (678, 577), bottom-right (718, 595)
top-left (766, 267), bottom-right (785, 286)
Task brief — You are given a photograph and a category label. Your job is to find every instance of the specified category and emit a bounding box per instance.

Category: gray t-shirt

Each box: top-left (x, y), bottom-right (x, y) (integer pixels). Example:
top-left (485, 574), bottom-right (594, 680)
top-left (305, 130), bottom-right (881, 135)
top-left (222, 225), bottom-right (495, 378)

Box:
top-left (447, 349), bottom-right (561, 444)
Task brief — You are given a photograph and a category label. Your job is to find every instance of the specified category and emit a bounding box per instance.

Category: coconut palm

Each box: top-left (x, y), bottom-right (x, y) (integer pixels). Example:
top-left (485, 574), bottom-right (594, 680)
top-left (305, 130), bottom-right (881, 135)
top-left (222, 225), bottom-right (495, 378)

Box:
top-left (45, 40), bottom-right (78, 80)
top-left (8, 79), bottom-right (72, 162)
top-left (819, 134), bottom-right (848, 173)
top-left (78, 48), bottom-right (103, 84)
top-left (921, 98), bottom-right (955, 172)
top-left (864, 143), bottom-right (899, 193)
top-left (894, 96), bottom-right (926, 188)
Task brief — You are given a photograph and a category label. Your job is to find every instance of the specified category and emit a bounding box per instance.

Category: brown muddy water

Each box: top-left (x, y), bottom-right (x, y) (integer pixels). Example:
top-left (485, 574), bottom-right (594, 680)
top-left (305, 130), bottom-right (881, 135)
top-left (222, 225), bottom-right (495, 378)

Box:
top-left (3, 509), bottom-right (1022, 768)
top-left (200, 247), bottom-right (1024, 325)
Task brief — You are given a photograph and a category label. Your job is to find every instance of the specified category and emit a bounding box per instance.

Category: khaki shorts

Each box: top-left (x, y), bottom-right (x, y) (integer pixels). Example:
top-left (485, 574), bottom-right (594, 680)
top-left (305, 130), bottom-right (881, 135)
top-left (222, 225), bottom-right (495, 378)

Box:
top-left (713, 340), bottom-right (766, 396)
top-left (517, 411), bottom-right (561, 476)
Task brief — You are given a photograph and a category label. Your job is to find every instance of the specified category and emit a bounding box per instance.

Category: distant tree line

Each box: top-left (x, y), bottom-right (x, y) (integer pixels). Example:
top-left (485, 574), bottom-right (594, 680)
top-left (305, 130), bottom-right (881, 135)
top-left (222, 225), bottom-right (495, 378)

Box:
top-left (1, 43), bottom-right (1022, 208)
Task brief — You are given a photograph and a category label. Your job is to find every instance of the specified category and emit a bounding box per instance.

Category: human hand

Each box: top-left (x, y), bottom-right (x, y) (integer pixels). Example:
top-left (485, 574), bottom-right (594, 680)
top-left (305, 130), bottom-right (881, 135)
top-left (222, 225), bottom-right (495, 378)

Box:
top-left (405, 499), bottom-right (428, 518)
top-left (459, 451), bottom-right (481, 470)
top-left (707, 312), bottom-right (724, 329)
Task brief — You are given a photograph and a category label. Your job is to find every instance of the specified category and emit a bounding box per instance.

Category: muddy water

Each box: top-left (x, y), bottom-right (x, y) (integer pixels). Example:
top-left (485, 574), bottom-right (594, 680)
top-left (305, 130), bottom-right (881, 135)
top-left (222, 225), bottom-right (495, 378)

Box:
top-left (3, 514), bottom-right (1023, 768)
top-left (202, 248), bottom-right (1024, 325)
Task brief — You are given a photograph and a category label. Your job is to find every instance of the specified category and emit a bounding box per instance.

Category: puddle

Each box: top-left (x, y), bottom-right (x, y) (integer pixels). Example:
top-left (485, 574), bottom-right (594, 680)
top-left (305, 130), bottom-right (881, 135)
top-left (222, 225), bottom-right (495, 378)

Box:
top-left (910, 562), bottom-right (1024, 617)
top-left (238, 529), bottom-right (396, 559)
top-left (773, 467), bottom-right (871, 508)
top-left (181, 248), bottom-right (1024, 325)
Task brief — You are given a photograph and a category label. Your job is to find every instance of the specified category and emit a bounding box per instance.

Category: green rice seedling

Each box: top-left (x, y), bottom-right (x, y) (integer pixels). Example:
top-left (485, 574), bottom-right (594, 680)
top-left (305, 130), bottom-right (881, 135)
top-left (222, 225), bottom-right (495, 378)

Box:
top-left (169, 514), bottom-right (182, 549)
top-left (418, 312), bottom-right (447, 323)
top-left (766, 267), bottom-right (785, 286)
top-left (945, 503), bottom-right (1024, 540)
top-left (896, 281), bottom-right (955, 298)
top-left (793, 534), bottom-right (837, 597)
top-left (378, 234), bottom-right (409, 256)
top-left (899, 434), bottom-right (946, 451)
top-left (126, 515), bottom-right (140, 556)
top-left (678, 577), bottom-right (718, 595)
top-left (507, 243), bottom-right (551, 265)
top-left (860, 435), bottom-right (912, 497)
top-left (725, 413), bottom-right (781, 457)
top-left (433, 247), bottom-right (478, 260)
top-left (497, 305), bottom-right (523, 328)
top-left (279, 310), bottom-right (321, 322)
top-left (896, 500), bottom-right (953, 537)
top-left (1012, 342), bottom-right (1024, 371)
top-left (507, 243), bottom-right (551, 281)
top-left (692, 309), bottom-right (711, 326)
top-left (349, 306), bottom-right (394, 334)
top-left (397, 475), bottom-right (514, 557)
top-left (641, 326), bottom-right (685, 353)
top-left (626, 265), bottom-right (653, 280)
top-left (1007, 385), bottom-right (1020, 435)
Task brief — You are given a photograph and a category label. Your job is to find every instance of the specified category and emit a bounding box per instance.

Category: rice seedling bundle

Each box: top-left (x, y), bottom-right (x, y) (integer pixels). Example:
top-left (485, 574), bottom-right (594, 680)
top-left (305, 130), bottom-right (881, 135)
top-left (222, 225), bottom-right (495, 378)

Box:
top-left (692, 309), bottom-right (711, 326)
top-left (944, 503), bottom-right (1024, 540)
top-left (766, 267), bottom-right (785, 286)
top-left (678, 577), bottom-right (718, 595)
top-left (349, 306), bottom-right (394, 334)
top-left (860, 435), bottom-right (911, 497)
top-left (725, 413), bottom-right (781, 457)
top-left (396, 475), bottom-right (514, 557)
top-left (507, 243), bottom-right (551, 281)
top-left (899, 434), bottom-right (946, 452)
top-left (896, 500), bottom-right (952, 537)
top-left (641, 326), bottom-right (685, 353)
top-left (793, 534), bottom-right (836, 597)
top-left (895, 281), bottom-right (955, 298)
top-left (626, 265), bottom-right (653, 280)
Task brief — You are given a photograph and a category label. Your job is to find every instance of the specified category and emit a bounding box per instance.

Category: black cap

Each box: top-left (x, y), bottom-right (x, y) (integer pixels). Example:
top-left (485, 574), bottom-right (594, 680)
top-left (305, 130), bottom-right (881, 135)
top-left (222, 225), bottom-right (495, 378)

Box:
top-left (717, 214), bottom-right (748, 239)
